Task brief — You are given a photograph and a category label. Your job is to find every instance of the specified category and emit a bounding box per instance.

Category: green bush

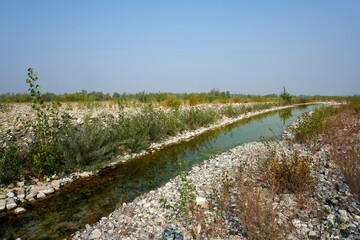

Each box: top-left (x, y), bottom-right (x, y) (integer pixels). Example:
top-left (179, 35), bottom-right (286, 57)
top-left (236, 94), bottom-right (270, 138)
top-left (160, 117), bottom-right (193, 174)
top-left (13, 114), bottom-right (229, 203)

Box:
top-left (289, 106), bottom-right (339, 143)
top-left (0, 142), bottom-right (26, 184)
top-left (280, 87), bottom-right (292, 104)
top-left (60, 117), bottom-right (119, 170)
top-left (180, 108), bottom-right (218, 130)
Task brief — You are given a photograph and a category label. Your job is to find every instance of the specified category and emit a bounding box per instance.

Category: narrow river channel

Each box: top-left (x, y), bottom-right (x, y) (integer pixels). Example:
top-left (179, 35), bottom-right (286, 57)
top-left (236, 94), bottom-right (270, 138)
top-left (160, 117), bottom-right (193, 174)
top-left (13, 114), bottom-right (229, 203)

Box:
top-left (0, 105), bottom-right (320, 239)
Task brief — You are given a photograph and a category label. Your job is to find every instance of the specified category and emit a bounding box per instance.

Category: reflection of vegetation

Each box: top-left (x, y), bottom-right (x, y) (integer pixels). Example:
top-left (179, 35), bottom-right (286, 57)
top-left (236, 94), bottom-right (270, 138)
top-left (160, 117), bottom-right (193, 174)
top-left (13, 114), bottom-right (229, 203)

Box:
top-left (278, 109), bottom-right (293, 125)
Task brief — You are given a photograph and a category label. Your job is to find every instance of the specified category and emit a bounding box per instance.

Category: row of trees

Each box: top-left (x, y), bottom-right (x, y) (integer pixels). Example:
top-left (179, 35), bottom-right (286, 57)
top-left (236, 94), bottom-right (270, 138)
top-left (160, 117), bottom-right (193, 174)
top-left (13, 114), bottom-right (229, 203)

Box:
top-left (0, 88), bottom-right (282, 103)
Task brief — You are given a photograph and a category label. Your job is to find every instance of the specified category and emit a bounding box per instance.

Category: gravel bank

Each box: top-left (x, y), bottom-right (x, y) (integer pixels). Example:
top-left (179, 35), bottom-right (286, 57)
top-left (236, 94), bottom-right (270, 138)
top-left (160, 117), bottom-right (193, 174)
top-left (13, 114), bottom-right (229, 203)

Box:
top-left (71, 125), bottom-right (360, 239)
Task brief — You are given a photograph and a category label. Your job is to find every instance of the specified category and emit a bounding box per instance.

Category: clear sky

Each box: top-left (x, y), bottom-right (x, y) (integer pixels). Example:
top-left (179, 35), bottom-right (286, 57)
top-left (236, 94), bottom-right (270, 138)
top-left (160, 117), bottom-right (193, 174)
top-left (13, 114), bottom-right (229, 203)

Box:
top-left (0, 1), bottom-right (359, 96)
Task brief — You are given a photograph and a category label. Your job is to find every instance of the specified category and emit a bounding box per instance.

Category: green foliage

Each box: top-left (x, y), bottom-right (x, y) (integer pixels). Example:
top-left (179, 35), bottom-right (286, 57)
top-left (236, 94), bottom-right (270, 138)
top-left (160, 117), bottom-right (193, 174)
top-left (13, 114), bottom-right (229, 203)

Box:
top-left (60, 117), bottom-right (119, 170)
top-left (155, 92), bottom-right (167, 103)
top-left (20, 68), bottom-right (71, 177)
top-left (0, 142), bottom-right (26, 184)
top-left (289, 106), bottom-right (339, 143)
top-left (114, 111), bottom-right (151, 153)
top-left (180, 108), bottom-right (218, 130)
top-left (188, 94), bottom-right (202, 106)
top-left (135, 91), bottom-right (152, 103)
top-left (280, 87), bottom-right (292, 104)
top-left (0, 104), bottom-right (13, 113)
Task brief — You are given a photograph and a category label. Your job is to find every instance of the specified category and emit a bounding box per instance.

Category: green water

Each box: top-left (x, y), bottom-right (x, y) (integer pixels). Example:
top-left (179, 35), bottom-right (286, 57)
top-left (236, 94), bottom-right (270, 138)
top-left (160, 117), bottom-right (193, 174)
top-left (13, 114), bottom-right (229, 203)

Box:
top-left (0, 105), bottom-right (318, 239)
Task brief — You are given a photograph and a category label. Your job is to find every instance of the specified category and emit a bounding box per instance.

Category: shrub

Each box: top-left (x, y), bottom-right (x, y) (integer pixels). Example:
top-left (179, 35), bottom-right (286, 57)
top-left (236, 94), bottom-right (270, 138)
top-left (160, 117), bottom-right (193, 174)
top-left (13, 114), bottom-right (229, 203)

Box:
top-left (289, 106), bottom-right (339, 143)
top-left (280, 87), bottom-right (292, 104)
top-left (0, 142), bottom-right (27, 184)
top-left (188, 95), bottom-right (202, 106)
top-left (231, 96), bottom-right (242, 103)
top-left (164, 95), bottom-right (182, 108)
top-left (268, 151), bottom-right (313, 193)
top-left (180, 108), bottom-right (218, 130)
top-left (234, 174), bottom-right (287, 239)
top-left (60, 117), bottom-right (119, 170)
top-left (321, 109), bottom-right (360, 199)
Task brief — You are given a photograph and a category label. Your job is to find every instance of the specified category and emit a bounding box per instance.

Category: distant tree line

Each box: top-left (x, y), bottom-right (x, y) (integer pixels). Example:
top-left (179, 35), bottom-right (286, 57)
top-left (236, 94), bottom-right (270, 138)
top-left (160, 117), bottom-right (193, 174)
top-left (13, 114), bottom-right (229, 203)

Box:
top-left (0, 88), bottom-right (349, 104)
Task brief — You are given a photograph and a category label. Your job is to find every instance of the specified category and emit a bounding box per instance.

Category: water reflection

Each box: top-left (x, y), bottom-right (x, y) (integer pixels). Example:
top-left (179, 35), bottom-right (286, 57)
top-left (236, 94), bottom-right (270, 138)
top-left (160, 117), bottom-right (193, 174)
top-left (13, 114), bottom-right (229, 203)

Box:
top-left (279, 109), bottom-right (293, 125)
top-left (0, 105), bottom-right (319, 240)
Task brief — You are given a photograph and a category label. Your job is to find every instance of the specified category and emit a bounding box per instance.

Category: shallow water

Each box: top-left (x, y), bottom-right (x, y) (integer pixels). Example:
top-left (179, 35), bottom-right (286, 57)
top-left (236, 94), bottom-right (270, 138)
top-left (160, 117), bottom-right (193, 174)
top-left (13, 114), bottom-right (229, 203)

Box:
top-left (0, 105), bottom-right (319, 239)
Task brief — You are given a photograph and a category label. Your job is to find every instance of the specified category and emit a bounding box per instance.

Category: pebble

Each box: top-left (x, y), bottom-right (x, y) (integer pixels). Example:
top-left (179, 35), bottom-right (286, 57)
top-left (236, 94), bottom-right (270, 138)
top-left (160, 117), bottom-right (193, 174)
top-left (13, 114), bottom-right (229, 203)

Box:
top-left (6, 202), bottom-right (17, 210)
top-left (14, 207), bottom-right (27, 214)
top-left (36, 192), bottom-right (46, 199)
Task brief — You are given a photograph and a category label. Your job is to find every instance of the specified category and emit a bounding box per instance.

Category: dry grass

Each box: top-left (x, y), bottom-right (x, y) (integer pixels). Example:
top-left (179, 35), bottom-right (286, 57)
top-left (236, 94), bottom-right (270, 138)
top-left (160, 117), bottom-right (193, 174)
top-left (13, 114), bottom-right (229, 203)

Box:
top-left (321, 109), bottom-right (360, 200)
top-left (233, 173), bottom-right (289, 240)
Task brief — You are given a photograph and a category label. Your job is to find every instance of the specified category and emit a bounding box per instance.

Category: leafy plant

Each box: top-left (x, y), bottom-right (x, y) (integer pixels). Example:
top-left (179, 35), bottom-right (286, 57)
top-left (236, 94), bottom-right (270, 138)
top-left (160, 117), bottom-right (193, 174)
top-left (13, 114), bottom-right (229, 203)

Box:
top-left (268, 151), bottom-right (313, 193)
top-left (20, 68), bottom-right (71, 177)
top-left (280, 87), bottom-right (292, 104)
top-left (0, 142), bottom-right (26, 183)
top-left (60, 117), bottom-right (119, 170)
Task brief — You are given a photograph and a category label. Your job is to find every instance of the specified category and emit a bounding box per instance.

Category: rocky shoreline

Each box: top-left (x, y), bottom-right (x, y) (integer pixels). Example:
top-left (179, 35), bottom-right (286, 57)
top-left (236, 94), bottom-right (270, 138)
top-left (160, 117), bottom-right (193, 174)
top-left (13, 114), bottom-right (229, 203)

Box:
top-left (0, 102), bottom-right (338, 217)
top-left (71, 122), bottom-right (360, 240)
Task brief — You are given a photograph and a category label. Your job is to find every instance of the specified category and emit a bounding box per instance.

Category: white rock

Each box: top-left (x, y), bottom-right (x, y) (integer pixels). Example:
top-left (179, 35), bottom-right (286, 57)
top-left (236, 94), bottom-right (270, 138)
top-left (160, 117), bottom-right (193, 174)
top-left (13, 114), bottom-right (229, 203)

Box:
top-left (6, 202), bottom-right (17, 210)
top-left (25, 192), bottom-right (37, 200)
top-left (37, 192), bottom-right (46, 199)
top-left (0, 199), bottom-right (6, 210)
top-left (43, 187), bottom-right (55, 195)
top-left (196, 196), bottom-right (208, 208)
top-left (6, 192), bottom-right (15, 198)
top-left (51, 180), bottom-right (61, 188)
top-left (89, 228), bottom-right (102, 239)
top-left (14, 207), bottom-right (27, 214)
top-left (80, 172), bottom-right (92, 178)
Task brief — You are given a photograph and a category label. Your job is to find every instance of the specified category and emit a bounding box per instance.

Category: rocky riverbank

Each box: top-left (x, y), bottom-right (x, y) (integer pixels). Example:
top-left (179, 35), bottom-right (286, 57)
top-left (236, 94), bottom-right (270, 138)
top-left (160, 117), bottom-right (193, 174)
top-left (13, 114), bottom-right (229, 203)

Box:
top-left (0, 102), bottom-right (338, 218)
top-left (71, 115), bottom-right (360, 240)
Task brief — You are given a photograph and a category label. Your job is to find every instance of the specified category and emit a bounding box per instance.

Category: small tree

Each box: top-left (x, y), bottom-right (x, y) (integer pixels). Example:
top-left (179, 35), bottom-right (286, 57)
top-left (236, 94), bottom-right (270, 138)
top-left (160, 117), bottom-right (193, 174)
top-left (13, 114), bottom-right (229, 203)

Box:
top-left (280, 87), bottom-right (292, 104)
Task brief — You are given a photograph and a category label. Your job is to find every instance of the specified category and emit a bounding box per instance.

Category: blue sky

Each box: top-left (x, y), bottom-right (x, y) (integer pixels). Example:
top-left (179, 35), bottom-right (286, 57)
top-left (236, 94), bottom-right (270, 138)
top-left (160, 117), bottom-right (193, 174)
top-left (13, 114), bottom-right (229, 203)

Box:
top-left (0, 1), bottom-right (359, 96)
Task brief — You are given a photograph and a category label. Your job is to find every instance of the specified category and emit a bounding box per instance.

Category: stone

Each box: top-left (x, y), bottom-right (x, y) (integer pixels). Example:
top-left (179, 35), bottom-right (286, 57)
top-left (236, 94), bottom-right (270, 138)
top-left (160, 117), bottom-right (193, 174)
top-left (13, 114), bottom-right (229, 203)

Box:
top-left (6, 202), bottom-right (17, 210)
top-left (16, 181), bottom-right (25, 187)
top-left (338, 209), bottom-right (349, 223)
top-left (0, 199), bottom-right (6, 210)
top-left (89, 228), bottom-right (102, 239)
top-left (43, 187), bottom-right (55, 195)
top-left (0, 193), bottom-right (5, 199)
top-left (162, 226), bottom-right (183, 240)
top-left (14, 187), bottom-right (25, 199)
top-left (14, 207), bottom-right (27, 214)
top-left (327, 214), bottom-right (336, 225)
top-left (6, 192), bottom-right (15, 198)
top-left (51, 180), bottom-right (61, 188)
top-left (308, 231), bottom-right (319, 239)
top-left (25, 192), bottom-right (37, 200)
top-left (37, 192), bottom-right (46, 199)
top-left (196, 196), bottom-right (208, 208)
top-left (80, 172), bottom-right (92, 178)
